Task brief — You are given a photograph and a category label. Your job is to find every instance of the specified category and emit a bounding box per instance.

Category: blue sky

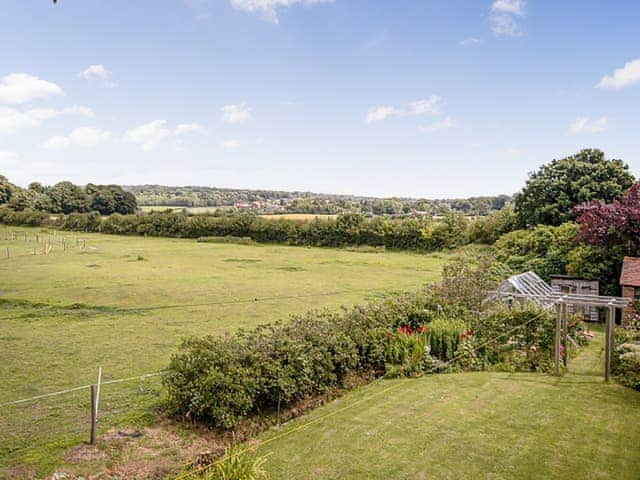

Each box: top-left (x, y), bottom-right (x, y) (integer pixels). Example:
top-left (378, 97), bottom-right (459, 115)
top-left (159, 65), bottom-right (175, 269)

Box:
top-left (0, 0), bottom-right (639, 198)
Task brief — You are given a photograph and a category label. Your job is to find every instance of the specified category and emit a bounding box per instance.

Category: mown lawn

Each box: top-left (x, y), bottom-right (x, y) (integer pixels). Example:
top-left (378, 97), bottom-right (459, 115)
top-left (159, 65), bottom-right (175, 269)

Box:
top-left (0, 225), bottom-right (449, 476)
top-left (257, 333), bottom-right (640, 480)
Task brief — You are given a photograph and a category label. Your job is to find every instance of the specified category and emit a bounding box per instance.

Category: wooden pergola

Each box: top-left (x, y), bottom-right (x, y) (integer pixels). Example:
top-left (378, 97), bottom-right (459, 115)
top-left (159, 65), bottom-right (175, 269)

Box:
top-left (489, 272), bottom-right (631, 381)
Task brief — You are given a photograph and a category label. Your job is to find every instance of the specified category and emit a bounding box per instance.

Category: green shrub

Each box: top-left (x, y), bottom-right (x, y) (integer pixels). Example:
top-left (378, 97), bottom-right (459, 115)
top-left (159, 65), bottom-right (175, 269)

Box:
top-left (426, 318), bottom-right (469, 361)
top-left (198, 448), bottom-right (268, 480)
top-left (613, 344), bottom-right (640, 391)
top-left (164, 292), bottom-right (431, 428)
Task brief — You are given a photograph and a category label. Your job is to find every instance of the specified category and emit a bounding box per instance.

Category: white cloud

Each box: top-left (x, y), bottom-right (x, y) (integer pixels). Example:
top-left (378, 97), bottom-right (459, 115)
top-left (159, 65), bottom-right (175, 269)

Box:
top-left (0, 105), bottom-right (93, 134)
top-left (221, 139), bottom-right (241, 151)
top-left (0, 73), bottom-right (63, 104)
top-left (365, 96), bottom-right (442, 124)
top-left (175, 123), bottom-right (206, 135)
top-left (460, 37), bottom-right (482, 46)
top-left (230, 0), bottom-right (334, 23)
top-left (568, 115), bottom-right (608, 134)
top-left (222, 103), bottom-right (253, 124)
top-left (597, 59), bottom-right (640, 90)
top-left (490, 0), bottom-right (526, 37)
top-left (366, 106), bottom-right (397, 124)
top-left (406, 96), bottom-right (442, 115)
top-left (44, 127), bottom-right (112, 150)
top-left (491, 0), bottom-right (525, 15)
top-left (420, 115), bottom-right (458, 133)
top-left (0, 151), bottom-right (19, 166)
top-left (79, 64), bottom-right (117, 87)
top-left (124, 120), bottom-right (172, 151)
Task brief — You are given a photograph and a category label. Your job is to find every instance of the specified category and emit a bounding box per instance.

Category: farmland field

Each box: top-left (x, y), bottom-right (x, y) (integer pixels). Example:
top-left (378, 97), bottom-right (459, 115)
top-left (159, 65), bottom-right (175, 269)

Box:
top-left (139, 206), bottom-right (337, 221)
top-left (139, 205), bottom-right (222, 214)
top-left (0, 225), bottom-right (449, 476)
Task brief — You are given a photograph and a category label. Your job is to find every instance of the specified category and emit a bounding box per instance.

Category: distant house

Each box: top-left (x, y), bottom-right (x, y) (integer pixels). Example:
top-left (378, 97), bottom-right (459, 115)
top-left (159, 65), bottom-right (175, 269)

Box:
top-left (550, 275), bottom-right (599, 322)
top-left (620, 256), bottom-right (640, 324)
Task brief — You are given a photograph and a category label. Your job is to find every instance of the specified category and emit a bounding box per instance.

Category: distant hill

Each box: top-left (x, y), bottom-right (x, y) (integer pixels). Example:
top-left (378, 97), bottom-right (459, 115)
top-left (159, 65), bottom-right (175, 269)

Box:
top-left (124, 184), bottom-right (511, 216)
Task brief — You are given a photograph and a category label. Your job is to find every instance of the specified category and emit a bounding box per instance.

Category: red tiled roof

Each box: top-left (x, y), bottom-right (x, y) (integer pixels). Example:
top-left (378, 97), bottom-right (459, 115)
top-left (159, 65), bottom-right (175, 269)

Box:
top-left (620, 256), bottom-right (640, 287)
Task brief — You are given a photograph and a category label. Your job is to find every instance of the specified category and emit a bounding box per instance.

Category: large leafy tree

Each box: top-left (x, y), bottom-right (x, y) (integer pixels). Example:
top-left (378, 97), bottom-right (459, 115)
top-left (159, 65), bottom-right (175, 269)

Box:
top-left (574, 182), bottom-right (640, 253)
top-left (514, 149), bottom-right (635, 227)
top-left (47, 181), bottom-right (90, 214)
top-left (86, 184), bottom-right (137, 215)
top-left (0, 175), bottom-right (18, 204)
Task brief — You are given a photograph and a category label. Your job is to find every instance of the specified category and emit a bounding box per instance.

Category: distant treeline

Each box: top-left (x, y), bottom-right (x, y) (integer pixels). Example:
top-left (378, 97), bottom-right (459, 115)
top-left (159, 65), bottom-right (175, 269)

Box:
top-left (0, 207), bottom-right (517, 251)
top-left (127, 184), bottom-right (511, 216)
top-left (0, 176), bottom-right (137, 215)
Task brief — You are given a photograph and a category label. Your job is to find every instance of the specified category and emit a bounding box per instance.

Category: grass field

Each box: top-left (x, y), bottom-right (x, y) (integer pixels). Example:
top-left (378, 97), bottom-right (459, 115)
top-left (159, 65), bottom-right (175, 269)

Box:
top-left (139, 206), bottom-right (337, 221)
top-left (0, 225), bottom-right (448, 477)
top-left (140, 205), bottom-right (222, 214)
top-left (259, 213), bottom-right (337, 221)
top-left (257, 331), bottom-right (640, 480)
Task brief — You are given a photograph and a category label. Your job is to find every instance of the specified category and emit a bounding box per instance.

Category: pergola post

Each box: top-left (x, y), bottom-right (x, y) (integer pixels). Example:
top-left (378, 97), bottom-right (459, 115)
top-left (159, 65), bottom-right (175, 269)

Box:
top-left (604, 304), bottom-right (615, 382)
top-left (489, 284), bottom-right (631, 381)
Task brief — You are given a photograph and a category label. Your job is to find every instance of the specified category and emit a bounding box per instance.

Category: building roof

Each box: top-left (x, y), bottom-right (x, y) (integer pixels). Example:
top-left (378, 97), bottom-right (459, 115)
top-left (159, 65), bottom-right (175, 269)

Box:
top-left (620, 256), bottom-right (640, 287)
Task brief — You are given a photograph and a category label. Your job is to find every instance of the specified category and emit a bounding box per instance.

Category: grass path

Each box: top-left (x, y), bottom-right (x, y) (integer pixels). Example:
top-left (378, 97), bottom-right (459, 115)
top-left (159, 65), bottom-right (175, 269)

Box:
top-left (257, 333), bottom-right (640, 480)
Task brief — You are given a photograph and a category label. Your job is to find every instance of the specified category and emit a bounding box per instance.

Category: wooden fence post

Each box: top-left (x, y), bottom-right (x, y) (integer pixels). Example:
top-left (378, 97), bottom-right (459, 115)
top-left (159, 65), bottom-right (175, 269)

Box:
top-left (555, 302), bottom-right (562, 376)
top-left (90, 385), bottom-right (97, 445)
top-left (562, 303), bottom-right (569, 368)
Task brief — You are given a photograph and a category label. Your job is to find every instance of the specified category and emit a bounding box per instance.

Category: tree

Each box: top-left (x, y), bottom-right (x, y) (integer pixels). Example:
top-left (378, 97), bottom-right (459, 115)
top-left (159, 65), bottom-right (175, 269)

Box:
top-left (47, 181), bottom-right (90, 214)
top-left (86, 184), bottom-right (137, 215)
top-left (574, 182), bottom-right (640, 254)
top-left (514, 149), bottom-right (635, 227)
top-left (0, 175), bottom-right (17, 204)
top-left (28, 182), bottom-right (46, 194)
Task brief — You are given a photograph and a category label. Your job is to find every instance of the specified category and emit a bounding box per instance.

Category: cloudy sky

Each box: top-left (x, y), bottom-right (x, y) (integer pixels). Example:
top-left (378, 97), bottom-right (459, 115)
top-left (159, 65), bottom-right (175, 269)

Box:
top-left (0, 0), bottom-right (639, 197)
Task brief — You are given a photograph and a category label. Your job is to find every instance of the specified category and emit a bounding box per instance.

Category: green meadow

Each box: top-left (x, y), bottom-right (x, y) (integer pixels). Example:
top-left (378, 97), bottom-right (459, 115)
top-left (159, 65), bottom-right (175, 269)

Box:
top-left (0, 225), bottom-right (448, 476)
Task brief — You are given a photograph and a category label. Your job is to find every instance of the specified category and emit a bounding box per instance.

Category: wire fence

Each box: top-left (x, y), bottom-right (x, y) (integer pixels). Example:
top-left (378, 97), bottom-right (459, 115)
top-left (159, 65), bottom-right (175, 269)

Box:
top-left (0, 308), bottom-right (552, 478)
top-left (0, 371), bottom-right (164, 475)
top-left (0, 229), bottom-right (90, 261)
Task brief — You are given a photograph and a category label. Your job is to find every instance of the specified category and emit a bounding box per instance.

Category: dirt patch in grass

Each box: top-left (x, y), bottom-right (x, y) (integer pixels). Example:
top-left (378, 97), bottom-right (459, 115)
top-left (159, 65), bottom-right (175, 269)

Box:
top-left (64, 444), bottom-right (107, 463)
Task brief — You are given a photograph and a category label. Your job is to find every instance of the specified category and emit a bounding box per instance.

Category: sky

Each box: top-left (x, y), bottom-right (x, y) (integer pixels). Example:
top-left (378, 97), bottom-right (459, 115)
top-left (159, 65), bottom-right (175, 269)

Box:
top-left (0, 0), bottom-right (639, 198)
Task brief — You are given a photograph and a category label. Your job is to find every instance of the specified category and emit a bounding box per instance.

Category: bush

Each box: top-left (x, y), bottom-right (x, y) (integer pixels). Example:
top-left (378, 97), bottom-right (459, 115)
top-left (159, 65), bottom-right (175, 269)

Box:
top-left (0, 208), bottom-right (477, 252)
top-left (164, 292), bottom-right (431, 429)
top-left (198, 448), bottom-right (268, 480)
top-left (613, 323), bottom-right (640, 391)
top-left (613, 344), bottom-right (640, 391)
top-left (165, 270), bottom-right (565, 430)
top-left (426, 318), bottom-right (469, 361)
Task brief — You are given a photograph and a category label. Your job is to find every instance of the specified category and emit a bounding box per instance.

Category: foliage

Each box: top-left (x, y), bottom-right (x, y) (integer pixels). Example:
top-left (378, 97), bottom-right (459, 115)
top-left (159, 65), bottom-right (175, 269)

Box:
top-left (473, 304), bottom-right (561, 372)
top-left (0, 207), bottom-right (475, 252)
top-left (493, 223), bottom-right (579, 281)
top-left (613, 320), bottom-right (640, 391)
top-left (514, 149), bottom-right (635, 227)
top-left (468, 205), bottom-right (518, 244)
top-left (129, 183), bottom-right (511, 217)
top-left (426, 317), bottom-right (470, 361)
top-left (164, 292), bottom-right (430, 428)
top-left (574, 182), bottom-right (640, 254)
top-left (165, 255), bottom-right (568, 429)
top-left (436, 252), bottom-right (502, 313)
top-left (198, 449), bottom-right (268, 480)
top-left (0, 175), bottom-right (137, 215)
top-left (0, 175), bottom-right (17, 204)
